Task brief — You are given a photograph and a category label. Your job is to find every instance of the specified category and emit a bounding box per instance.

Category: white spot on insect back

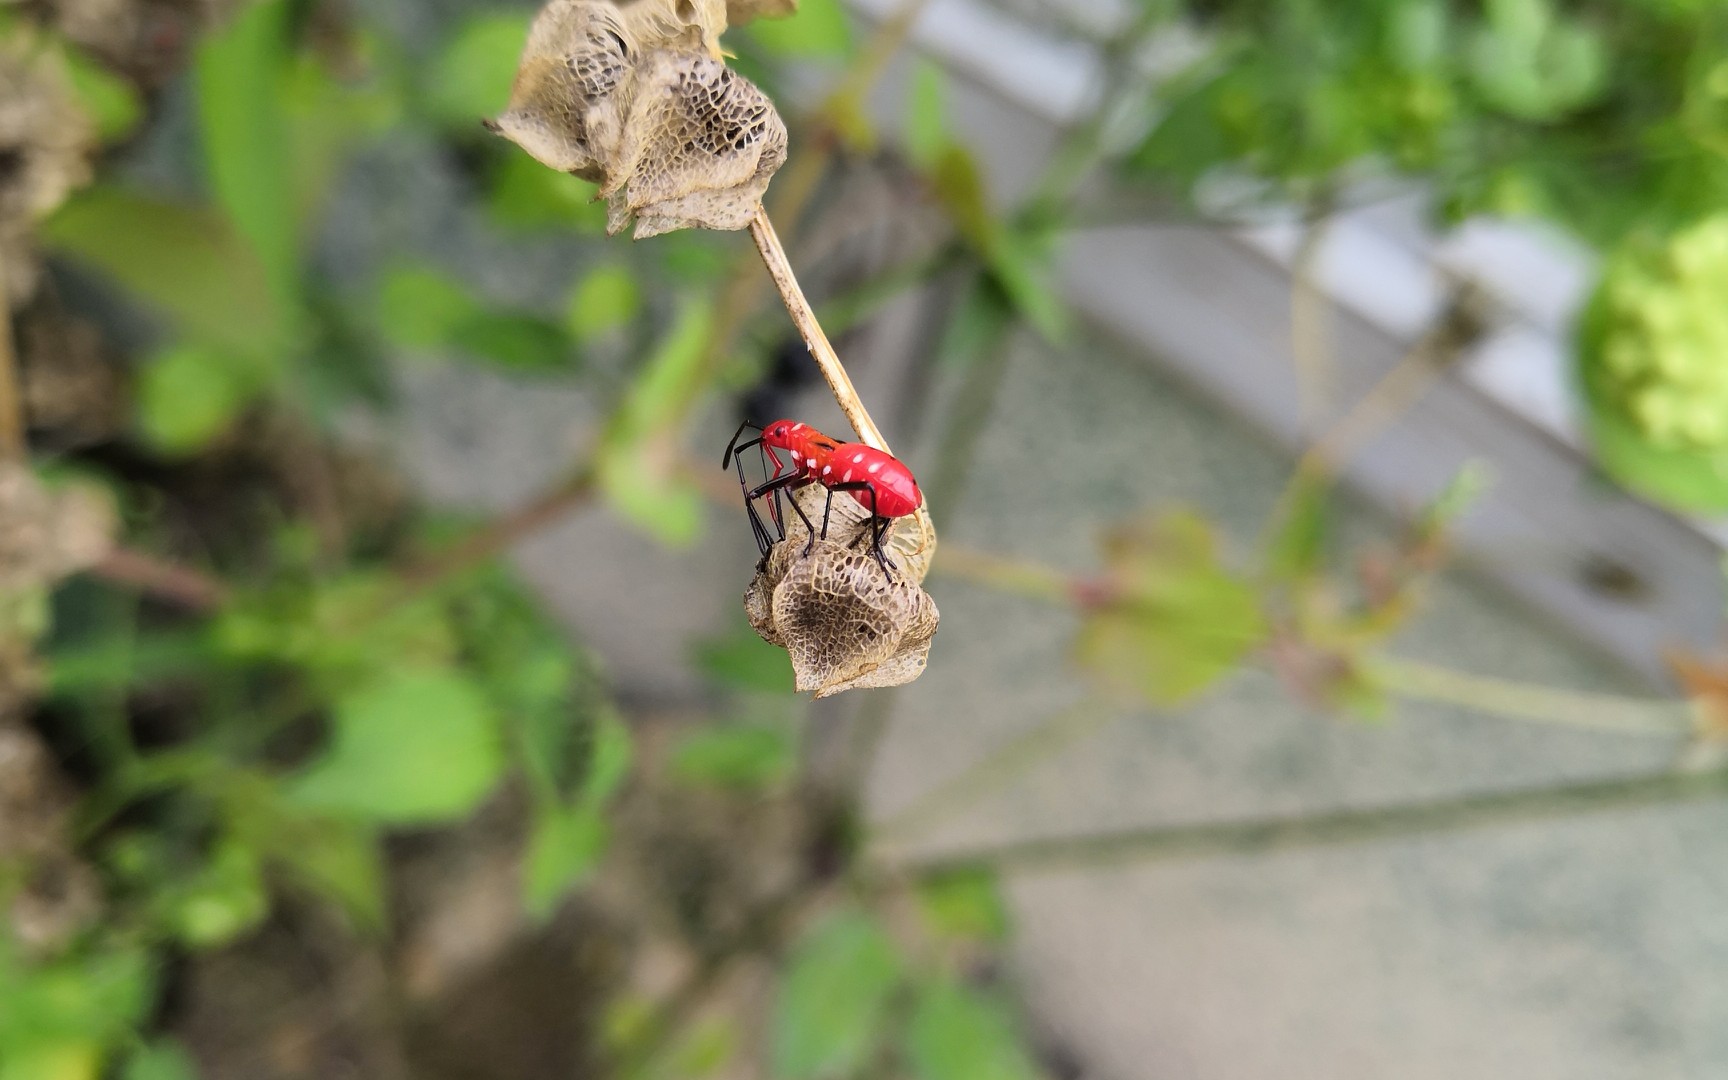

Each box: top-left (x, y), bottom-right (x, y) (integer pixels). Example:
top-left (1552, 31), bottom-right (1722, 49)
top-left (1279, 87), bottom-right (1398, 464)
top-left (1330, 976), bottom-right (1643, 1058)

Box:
top-left (867, 462), bottom-right (882, 474)
top-left (843, 469), bottom-right (853, 482)
top-left (823, 465), bottom-right (832, 476)
top-left (791, 450), bottom-right (801, 461)
top-left (852, 453), bottom-right (864, 463)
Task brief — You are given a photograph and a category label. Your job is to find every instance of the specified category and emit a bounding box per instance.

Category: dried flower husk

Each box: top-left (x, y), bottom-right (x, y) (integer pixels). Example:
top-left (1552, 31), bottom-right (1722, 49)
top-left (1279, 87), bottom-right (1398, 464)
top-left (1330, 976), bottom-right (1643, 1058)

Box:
top-left (745, 484), bottom-right (939, 698)
top-left (493, 0), bottom-right (787, 238)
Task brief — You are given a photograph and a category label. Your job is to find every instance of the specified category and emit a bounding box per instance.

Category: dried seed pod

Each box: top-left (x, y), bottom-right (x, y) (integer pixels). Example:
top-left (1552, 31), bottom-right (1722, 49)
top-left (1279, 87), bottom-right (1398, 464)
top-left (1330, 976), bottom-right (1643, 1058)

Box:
top-left (601, 48), bottom-right (787, 238)
top-left (495, 0), bottom-right (787, 238)
top-left (745, 485), bottom-right (939, 697)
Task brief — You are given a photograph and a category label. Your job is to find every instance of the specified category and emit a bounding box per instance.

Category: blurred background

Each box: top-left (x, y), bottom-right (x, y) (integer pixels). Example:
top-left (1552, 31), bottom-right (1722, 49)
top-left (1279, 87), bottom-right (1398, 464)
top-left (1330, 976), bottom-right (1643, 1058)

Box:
top-left (5, 0), bottom-right (1728, 1077)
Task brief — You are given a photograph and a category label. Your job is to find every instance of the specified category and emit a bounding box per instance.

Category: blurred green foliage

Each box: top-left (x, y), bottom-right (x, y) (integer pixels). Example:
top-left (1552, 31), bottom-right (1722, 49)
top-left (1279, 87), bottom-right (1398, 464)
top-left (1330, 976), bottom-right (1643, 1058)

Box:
top-left (5, 0), bottom-right (1725, 1075)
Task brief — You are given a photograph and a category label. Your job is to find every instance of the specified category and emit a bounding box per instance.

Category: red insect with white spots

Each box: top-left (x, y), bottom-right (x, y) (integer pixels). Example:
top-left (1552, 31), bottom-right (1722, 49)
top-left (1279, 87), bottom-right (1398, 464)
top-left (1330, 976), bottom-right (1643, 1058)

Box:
top-left (722, 418), bottom-right (923, 574)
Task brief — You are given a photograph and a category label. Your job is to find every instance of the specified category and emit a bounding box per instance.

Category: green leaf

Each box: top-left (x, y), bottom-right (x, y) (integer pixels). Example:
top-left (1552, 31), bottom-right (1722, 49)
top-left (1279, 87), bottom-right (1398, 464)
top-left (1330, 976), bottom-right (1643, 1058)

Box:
top-left (523, 803), bottom-right (608, 919)
top-left (1387, 0), bottom-right (1449, 72)
top-left (281, 50), bottom-right (402, 233)
top-left (915, 869), bottom-right (1008, 944)
top-left (581, 710), bottom-right (634, 807)
top-left (375, 265), bottom-right (482, 349)
top-left (125, 1043), bottom-right (199, 1080)
top-left (599, 443), bottom-right (705, 546)
top-left (161, 840), bottom-right (268, 948)
top-left (61, 50), bottom-right (143, 140)
top-left (693, 628), bottom-right (794, 693)
top-left (770, 912), bottom-right (903, 1079)
top-left (1074, 511), bottom-right (1267, 706)
top-left (45, 629), bottom-right (211, 698)
top-left (903, 60), bottom-right (949, 168)
top-left (289, 669), bottom-right (505, 825)
top-left (267, 817), bottom-right (386, 930)
top-left (448, 311), bottom-right (573, 370)
top-left (1584, 399), bottom-right (1728, 510)
top-left (428, 12), bottom-right (533, 126)
top-left (903, 982), bottom-right (1039, 1080)
top-left (658, 1019), bottom-right (737, 1079)
top-left (566, 265), bottom-right (643, 340)
top-left (0, 1043), bottom-right (101, 1080)
top-left (137, 345), bottom-right (261, 454)
top-left (0, 944), bottom-right (155, 1053)
top-left (43, 188), bottom-right (289, 355)
top-left (668, 723), bottom-right (796, 791)
top-left (196, 0), bottom-right (298, 301)
top-left (377, 268), bottom-right (572, 369)
top-left (749, 0), bottom-right (851, 58)
top-left (1264, 471), bottom-right (1331, 582)
top-left (932, 145), bottom-right (997, 255)
top-left (1416, 461), bottom-right (1493, 536)
top-left (598, 299), bottom-right (714, 546)
top-left (987, 227), bottom-right (1070, 343)
top-left (487, 152), bottom-right (608, 232)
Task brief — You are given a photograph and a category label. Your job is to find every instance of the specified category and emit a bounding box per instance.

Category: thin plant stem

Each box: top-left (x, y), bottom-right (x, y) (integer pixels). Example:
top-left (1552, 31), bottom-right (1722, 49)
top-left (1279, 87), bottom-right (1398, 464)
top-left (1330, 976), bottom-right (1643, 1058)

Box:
top-left (1262, 288), bottom-right (1481, 548)
top-left (831, 0), bottom-right (933, 112)
top-left (89, 547), bottom-right (230, 612)
top-left (872, 699), bottom-right (1117, 849)
top-left (1290, 209), bottom-right (1334, 428)
top-left (1375, 655), bottom-right (1695, 738)
top-left (748, 206), bottom-right (889, 453)
top-left (0, 243), bottom-right (24, 460)
top-left (923, 316), bottom-right (1013, 512)
top-left (894, 762), bottom-right (1728, 875)
top-left (1301, 288), bottom-right (1478, 479)
top-left (399, 463), bottom-right (598, 594)
top-left (927, 543), bottom-right (1076, 603)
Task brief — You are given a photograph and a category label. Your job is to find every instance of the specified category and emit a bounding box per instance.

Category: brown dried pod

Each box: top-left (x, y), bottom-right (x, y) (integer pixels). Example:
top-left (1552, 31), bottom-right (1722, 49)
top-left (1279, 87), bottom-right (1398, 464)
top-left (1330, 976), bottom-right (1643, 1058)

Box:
top-left (745, 485), bottom-right (939, 698)
top-left (494, 0), bottom-right (787, 238)
top-left (600, 48), bottom-right (787, 238)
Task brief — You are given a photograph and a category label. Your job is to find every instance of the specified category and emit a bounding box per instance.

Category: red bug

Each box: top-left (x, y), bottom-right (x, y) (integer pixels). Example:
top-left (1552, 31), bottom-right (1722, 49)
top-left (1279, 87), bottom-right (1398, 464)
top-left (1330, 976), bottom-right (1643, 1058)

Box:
top-left (722, 418), bottom-right (923, 574)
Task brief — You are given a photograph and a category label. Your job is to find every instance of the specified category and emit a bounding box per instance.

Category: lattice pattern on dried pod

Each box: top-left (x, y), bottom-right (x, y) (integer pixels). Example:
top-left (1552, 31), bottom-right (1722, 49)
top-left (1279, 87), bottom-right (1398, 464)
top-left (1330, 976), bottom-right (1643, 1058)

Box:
top-left (745, 485), bottom-right (939, 698)
top-left (494, 0), bottom-right (787, 238)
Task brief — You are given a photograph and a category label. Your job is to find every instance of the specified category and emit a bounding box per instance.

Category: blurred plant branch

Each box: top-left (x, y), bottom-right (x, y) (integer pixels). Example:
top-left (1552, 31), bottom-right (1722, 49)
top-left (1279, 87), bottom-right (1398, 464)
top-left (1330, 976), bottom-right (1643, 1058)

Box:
top-left (898, 761), bottom-right (1728, 876)
top-left (89, 547), bottom-right (231, 612)
top-left (1290, 204), bottom-right (1336, 427)
top-left (871, 698), bottom-right (1118, 851)
top-left (932, 539), bottom-right (1690, 738)
top-left (1375, 656), bottom-right (1696, 738)
top-left (0, 246), bottom-right (22, 460)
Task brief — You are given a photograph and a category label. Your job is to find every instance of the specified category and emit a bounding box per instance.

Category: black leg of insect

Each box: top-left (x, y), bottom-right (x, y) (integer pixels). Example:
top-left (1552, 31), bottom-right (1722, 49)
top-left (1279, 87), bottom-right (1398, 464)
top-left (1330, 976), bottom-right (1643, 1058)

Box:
top-left (724, 419), bottom-right (803, 546)
top-left (727, 440), bottom-right (776, 554)
top-left (823, 481), bottom-right (896, 576)
top-left (748, 472), bottom-right (817, 552)
top-left (720, 419), bottom-right (762, 469)
top-left (722, 420), bottom-right (788, 555)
